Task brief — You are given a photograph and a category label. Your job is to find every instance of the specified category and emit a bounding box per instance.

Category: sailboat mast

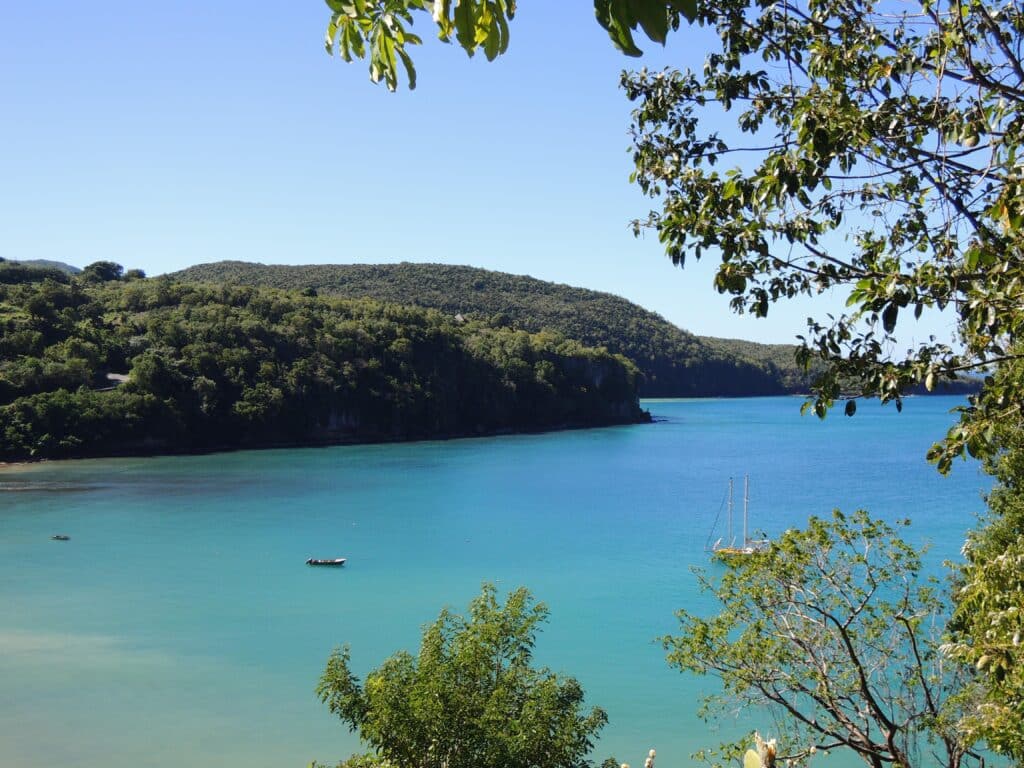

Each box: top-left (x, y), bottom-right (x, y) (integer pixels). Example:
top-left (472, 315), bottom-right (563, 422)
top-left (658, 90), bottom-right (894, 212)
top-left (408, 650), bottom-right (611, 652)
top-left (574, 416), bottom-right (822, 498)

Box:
top-left (727, 477), bottom-right (734, 546)
top-left (743, 475), bottom-right (749, 546)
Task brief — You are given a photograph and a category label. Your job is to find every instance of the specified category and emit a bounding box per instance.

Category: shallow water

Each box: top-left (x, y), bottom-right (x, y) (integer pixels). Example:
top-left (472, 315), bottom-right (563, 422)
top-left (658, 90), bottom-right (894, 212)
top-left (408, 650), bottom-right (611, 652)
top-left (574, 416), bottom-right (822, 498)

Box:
top-left (0, 397), bottom-right (991, 767)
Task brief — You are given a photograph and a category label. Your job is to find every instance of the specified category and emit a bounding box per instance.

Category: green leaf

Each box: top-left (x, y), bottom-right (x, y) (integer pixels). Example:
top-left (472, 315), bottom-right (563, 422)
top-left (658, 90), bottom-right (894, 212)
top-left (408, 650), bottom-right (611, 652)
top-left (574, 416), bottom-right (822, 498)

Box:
top-left (667, 0), bottom-right (697, 22)
top-left (454, 0), bottom-right (477, 52)
top-left (326, 15), bottom-right (342, 53)
top-left (434, 0), bottom-right (454, 40)
top-left (594, 0), bottom-right (644, 56)
top-left (483, 16), bottom-right (500, 60)
top-left (495, 4), bottom-right (511, 54)
top-left (397, 46), bottom-right (418, 90)
top-left (882, 303), bottom-right (898, 334)
top-left (633, 0), bottom-right (669, 45)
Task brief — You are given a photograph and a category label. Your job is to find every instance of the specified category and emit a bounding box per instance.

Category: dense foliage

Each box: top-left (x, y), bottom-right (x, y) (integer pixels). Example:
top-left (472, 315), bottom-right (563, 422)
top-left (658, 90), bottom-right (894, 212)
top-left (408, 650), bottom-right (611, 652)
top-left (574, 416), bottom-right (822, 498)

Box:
top-left (173, 261), bottom-right (808, 397)
top-left (668, 511), bottom-right (981, 768)
top-left (619, 0), bottom-right (1024, 751)
top-left (0, 269), bottom-right (646, 461)
top-left (624, 0), bottom-right (1023, 472)
top-left (0, 256), bottom-right (80, 277)
top-left (317, 584), bottom-right (607, 768)
top-left (0, 259), bottom-right (74, 286)
top-left (945, 406), bottom-right (1024, 759)
top-left (322, 0), bottom-right (696, 91)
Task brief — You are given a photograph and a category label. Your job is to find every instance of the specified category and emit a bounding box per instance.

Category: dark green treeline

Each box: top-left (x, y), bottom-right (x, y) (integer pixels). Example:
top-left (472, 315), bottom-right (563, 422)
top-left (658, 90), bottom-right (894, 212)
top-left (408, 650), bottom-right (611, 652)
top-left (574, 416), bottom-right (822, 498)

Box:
top-left (0, 265), bottom-right (647, 461)
top-left (173, 261), bottom-right (809, 396)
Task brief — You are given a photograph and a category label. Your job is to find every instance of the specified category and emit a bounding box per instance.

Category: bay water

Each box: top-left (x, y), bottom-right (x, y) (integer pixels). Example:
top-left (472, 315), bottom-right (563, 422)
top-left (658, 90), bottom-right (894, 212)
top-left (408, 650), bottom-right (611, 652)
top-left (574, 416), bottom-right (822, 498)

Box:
top-left (0, 397), bottom-right (991, 767)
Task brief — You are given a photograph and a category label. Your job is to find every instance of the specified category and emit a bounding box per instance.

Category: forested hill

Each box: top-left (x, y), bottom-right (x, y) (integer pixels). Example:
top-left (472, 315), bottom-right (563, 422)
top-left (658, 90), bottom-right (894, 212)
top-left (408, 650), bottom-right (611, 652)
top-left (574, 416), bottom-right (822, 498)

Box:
top-left (0, 257), bottom-right (80, 275)
top-left (173, 261), bottom-right (808, 397)
top-left (0, 266), bottom-right (648, 462)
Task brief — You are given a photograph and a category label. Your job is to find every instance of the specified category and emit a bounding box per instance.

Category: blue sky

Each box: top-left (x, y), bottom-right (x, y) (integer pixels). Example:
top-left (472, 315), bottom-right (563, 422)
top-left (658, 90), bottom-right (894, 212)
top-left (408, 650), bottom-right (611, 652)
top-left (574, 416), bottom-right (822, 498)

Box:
top-left (1, 2), bottom-right (959, 346)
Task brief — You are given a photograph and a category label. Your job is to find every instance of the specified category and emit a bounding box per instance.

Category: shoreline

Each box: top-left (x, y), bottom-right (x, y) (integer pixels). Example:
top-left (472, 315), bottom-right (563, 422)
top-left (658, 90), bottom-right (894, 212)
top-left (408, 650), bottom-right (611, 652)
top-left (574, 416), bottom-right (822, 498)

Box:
top-left (0, 410), bottom-right (652, 469)
top-left (1, 389), bottom-right (975, 470)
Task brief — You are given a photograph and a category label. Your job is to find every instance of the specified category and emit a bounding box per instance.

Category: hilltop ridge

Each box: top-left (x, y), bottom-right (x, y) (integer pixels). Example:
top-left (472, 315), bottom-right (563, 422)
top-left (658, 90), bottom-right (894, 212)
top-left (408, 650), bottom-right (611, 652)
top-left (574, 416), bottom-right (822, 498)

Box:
top-left (173, 261), bottom-right (810, 397)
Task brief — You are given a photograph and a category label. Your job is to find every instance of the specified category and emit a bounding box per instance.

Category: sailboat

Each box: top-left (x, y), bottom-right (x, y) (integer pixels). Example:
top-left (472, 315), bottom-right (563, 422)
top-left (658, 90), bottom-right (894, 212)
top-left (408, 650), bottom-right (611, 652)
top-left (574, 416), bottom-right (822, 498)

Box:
top-left (711, 475), bottom-right (770, 557)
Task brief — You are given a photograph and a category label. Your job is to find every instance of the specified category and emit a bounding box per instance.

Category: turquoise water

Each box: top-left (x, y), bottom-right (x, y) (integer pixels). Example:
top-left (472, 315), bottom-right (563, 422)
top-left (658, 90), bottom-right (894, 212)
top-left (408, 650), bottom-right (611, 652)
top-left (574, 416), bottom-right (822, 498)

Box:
top-left (0, 397), bottom-right (991, 768)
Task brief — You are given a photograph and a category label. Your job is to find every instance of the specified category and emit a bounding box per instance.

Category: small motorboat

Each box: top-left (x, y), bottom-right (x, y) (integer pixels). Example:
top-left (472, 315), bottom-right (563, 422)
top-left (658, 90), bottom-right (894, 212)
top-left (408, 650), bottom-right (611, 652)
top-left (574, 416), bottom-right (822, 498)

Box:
top-left (51, 534), bottom-right (71, 541)
top-left (306, 557), bottom-right (346, 567)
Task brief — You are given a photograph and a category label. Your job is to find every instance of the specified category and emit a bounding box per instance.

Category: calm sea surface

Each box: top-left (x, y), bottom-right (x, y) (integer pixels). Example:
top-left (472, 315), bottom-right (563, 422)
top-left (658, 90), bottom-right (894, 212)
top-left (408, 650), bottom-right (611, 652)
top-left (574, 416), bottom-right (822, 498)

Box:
top-left (0, 397), bottom-right (991, 767)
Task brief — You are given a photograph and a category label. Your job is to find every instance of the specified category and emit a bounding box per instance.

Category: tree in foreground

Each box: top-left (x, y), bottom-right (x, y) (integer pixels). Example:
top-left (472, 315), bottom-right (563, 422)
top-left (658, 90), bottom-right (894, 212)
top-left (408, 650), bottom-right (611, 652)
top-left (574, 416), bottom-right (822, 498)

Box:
top-left (316, 584), bottom-right (608, 768)
top-left (321, 0), bottom-right (695, 90)
top-left (624, 0), bottom-right (1024, 473)
top-left (665, 511), bottom-right (982, 768)
top-left (943, 412), bottom-right (1024, 760)
top-left (621, 3), bottom-right (1024, 749)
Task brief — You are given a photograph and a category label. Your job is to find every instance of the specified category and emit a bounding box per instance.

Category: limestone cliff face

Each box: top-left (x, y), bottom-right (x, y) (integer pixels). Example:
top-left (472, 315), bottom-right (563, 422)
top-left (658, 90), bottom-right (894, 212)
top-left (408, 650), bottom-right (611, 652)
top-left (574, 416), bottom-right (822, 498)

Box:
top-left (558, 354), bottom-right (648, 424)
top-left (311, 357), bottom-right (649, 445)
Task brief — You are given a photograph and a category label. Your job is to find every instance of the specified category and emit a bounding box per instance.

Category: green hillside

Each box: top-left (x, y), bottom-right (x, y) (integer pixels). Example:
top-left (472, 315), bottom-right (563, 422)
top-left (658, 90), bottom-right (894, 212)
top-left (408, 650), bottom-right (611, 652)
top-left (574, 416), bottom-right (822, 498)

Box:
top-left (0, 257), bottom-right (81, 275)
top-left (173, 261), bottom-right (810, 397)
top-left (0, 270), bottom-right (646, 461)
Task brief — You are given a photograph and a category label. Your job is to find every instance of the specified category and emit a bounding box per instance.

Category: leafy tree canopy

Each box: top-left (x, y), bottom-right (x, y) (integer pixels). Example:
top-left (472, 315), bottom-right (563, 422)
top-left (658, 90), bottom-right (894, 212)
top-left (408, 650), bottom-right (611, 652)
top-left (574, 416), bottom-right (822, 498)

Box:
top-left (667, 510), bottom-right (981, 768)
top-left (322, 0), bottom-right (695, 90)
top-left (173, 260), bottom-right (812, 397)
top-left (623, 0), bottom-right (1024, 474)
top-left (80, 260), bottom-right (125, 283)
top-left (944, 412), bottom-right (1024, 759)
top-left (317, 584), bottom-right (608, 768)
